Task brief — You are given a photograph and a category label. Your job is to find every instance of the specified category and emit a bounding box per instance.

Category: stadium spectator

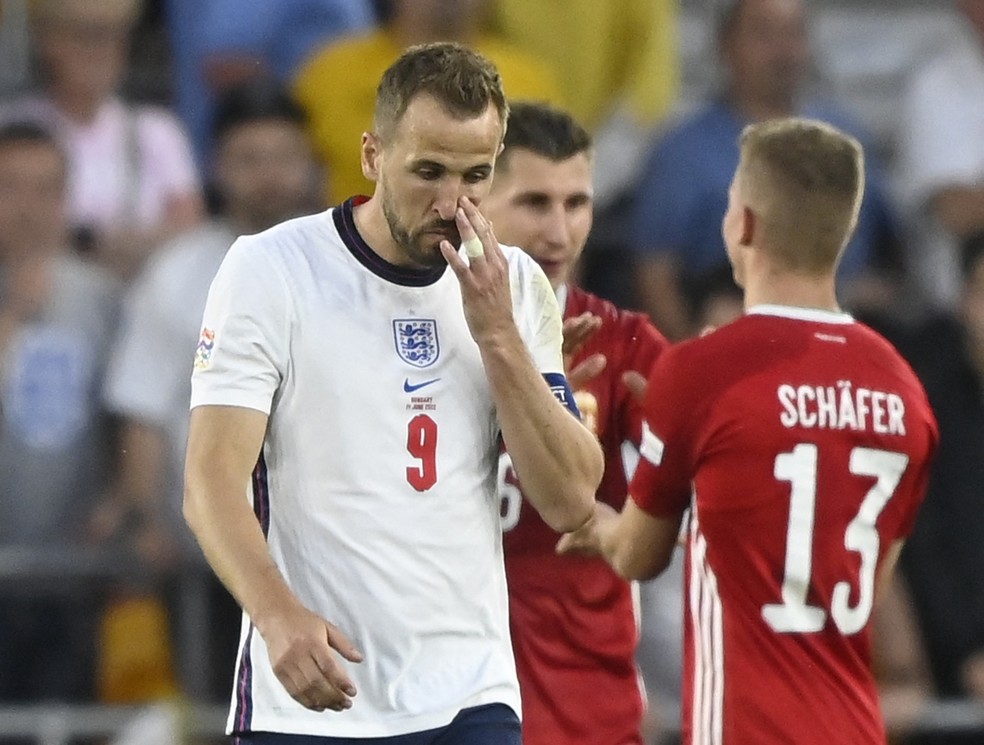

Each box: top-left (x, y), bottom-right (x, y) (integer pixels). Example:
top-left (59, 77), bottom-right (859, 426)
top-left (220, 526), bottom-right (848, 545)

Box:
top-left (631, 0), bottom-right (902, 340)
top-left (483, 101), bottom-right (669, 745)
top-left (482, 0), bottom-right (679, 206)
top-left (94, 81), bottom-right (319, 701)
top-left (1, 0), bottom-right (204, 279)
top-left (183, 43), bottom-right (601, 740)
top-left (559, 117), bottom-right (939, 744)
top-left (900, 231), bottom-right (984, 705)
top-left (0, 121), bottom-right (119, 702)
top-left (293, 0), bottom-right (563, 206)
top-left (163, 0), bottom-right (374, 169)
top-left (896, 0), bottom-right (984, 312)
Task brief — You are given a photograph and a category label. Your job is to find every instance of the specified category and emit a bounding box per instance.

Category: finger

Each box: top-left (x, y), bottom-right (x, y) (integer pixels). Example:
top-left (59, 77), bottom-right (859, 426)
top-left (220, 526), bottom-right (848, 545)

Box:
top-left (311, 649), bottom-right (358, 701)
top-left (621, 370), bottom-right (648, 403)
top-left (459, 196), bottom-right (489, 236)
top-left (326, 623), bottom-right (364, 664)
top-left (299, 655), bottom-right (353, 711)
top-left (562, 313), bottom-right (602, 357)
top-left (561, 313), bottom-right (593, 350)
top-left (461, 235), bottom-right (485, 260)
top-left (453, 207), bottom-right (486, 265)
top-left (303, 681), bottom-right (351, 713)
top-left (279, 658), bottom-right (336, 711)
top-left (555, 532), bottom-right (593, 556)
top-left (555, 533), bottom-right (574, 554)
top-left (459, 197), bottom-right (504, 263)
top-left (568, 353), bottom-right (607, 389)
top-left (440, 239), bottom-right (470, 277)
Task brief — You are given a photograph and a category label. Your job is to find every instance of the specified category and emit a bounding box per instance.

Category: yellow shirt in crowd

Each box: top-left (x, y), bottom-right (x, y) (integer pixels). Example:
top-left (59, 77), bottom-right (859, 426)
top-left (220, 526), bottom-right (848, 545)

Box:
top-left (485, 0), bottom-right (679, 132)
top-left (294, 29), bottom-right (565, 206)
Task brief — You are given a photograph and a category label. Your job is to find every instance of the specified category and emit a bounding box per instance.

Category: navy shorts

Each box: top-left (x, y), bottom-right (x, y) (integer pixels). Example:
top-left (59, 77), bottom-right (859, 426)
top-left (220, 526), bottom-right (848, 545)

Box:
top-left (233, 703), bottom-right (521, 745)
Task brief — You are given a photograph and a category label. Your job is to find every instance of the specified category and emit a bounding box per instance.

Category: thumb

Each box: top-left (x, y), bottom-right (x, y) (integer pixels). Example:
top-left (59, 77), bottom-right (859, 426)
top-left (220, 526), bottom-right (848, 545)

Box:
top-left (326, 623), bottom-right (364, 663)
top-left (621, 370), bottom-right (648, 404)
top-left (555, 532), bottom-right (583, 555)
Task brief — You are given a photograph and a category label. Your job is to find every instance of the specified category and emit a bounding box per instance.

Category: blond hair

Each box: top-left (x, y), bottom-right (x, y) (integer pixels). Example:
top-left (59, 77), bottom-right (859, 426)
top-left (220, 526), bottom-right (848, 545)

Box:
top-left (737, 117), bottom-right (864, 275)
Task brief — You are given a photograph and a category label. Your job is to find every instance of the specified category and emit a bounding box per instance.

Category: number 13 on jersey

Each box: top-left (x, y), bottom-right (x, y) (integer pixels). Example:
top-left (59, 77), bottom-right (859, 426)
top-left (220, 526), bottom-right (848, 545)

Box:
top-left (763, 444), bottom-right (908, 635)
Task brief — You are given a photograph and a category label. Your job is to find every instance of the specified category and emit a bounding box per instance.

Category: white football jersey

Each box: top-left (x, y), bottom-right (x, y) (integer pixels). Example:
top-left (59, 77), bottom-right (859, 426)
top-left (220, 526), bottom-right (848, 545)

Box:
top-left (190, 200), bottom-right (566, 737)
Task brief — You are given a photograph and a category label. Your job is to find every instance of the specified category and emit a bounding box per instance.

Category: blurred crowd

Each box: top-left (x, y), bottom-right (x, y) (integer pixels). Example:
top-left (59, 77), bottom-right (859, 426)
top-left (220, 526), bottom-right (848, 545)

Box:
top-left (0, 0), bottom-right (982, 743)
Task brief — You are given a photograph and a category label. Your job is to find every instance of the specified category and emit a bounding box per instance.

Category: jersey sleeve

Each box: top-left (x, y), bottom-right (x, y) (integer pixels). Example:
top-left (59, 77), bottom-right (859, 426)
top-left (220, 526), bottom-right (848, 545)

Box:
top-left (513, 255), bottom-right (564, 375)
top-left (189, 237), bottom-right (290, 413)
top-left (508, 250), bottom-right (581, 416)
top-left (628, 345), bottom-right (698, 518)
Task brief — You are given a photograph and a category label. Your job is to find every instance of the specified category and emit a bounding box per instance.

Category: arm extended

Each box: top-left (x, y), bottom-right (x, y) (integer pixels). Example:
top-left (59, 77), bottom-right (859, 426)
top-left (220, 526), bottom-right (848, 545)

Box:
top-left (183, 404), bottom-right (362, 712)
top-left (442, 198), bottom-right (602, 533)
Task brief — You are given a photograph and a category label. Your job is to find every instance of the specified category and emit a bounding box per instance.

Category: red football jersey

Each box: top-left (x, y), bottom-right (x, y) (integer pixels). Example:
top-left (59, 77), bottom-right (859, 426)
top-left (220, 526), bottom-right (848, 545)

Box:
top-left (630, 306), bottom-right (939, 745)
top-left (502, 286), bottom-right (668, 745)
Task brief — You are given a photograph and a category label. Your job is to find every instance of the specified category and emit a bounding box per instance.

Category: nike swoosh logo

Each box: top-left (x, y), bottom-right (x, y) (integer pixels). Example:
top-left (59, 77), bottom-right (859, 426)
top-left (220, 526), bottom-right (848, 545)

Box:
top-left (404, 377), bottom-right (441, 393)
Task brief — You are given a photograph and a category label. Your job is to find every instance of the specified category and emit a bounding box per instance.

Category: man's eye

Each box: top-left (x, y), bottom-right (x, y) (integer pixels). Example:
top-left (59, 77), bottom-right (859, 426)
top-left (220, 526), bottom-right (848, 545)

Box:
top-left (417, 169), bottom-right (440, 180)
top-left (464, 171), bottom-right (489, 184)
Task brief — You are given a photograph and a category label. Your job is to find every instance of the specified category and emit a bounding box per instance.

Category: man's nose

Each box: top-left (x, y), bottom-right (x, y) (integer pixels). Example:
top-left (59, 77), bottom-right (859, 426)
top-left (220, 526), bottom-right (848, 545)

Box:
top-left (543, 204), bottom-right (571, 247)
top-left (433, 179), bottom-right (461, 221)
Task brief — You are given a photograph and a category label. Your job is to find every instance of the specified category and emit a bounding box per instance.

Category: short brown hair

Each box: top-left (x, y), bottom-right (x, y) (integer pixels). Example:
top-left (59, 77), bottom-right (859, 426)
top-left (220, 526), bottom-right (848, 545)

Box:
top-left (374, 42), bottom-right (508, 142)
top-left (738, 117), bottom-right (864, 275)
top-left (499, 101), bottom-right (592, 168)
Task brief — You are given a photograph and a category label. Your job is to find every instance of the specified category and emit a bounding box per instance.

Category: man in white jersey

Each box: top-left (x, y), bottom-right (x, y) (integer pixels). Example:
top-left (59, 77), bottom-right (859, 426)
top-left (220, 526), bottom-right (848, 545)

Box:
top-left (183, 41), bottom-right (603, 744)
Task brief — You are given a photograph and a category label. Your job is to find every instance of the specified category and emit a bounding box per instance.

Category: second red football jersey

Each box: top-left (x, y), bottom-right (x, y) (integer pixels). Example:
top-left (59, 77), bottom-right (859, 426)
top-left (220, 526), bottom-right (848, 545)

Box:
top-left (502, 286), bottom-right (668, 745)
top-left (630, 305), bottom-right (938, 745)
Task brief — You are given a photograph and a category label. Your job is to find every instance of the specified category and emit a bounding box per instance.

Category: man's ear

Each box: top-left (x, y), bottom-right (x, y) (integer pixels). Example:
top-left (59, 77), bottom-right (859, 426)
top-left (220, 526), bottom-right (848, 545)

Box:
top-left (361, 132), bottom-right (381, 181)
top-left (740, 206), bottom-right (756, 247)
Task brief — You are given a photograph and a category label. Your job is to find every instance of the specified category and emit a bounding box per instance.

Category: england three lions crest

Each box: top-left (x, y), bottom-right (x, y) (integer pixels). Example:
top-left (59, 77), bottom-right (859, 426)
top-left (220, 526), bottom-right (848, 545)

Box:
top-left (393, 319), bottom-right (440, 367)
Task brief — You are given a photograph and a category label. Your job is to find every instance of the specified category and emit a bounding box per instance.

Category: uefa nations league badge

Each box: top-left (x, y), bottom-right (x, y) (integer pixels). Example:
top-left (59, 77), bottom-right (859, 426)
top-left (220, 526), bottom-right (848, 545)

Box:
top-left (393, 319), bottom-right (440, 368)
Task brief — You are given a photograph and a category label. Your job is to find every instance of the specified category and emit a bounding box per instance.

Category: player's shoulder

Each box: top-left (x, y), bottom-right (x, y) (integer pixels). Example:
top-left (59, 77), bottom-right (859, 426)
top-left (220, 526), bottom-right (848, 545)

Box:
top-left (501, 242), bottom-right (549, 288)
top-left (649, 313), bottom-right (782, 394)
top-left (207, 211), bottom-right (334, 297)
top-left (501, 243), bottom-right (561, 322)
top-left (849, 321), bottom-right (936, 404)
top-left (665, 312), bottom-right (750, 363)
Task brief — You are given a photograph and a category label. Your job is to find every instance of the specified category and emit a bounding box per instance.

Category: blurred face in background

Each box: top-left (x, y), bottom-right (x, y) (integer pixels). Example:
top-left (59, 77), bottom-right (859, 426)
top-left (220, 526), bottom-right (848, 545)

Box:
top-left (34, 0), bottom-right (138, 107)
top-left (214, 119), bottom-right (317, 233)
top-left (483, 148), bottom-right (594, 290)
top-left (722, 0), bottom-right (810, 111)
top-left (0, 140), bottom-right (67, 258)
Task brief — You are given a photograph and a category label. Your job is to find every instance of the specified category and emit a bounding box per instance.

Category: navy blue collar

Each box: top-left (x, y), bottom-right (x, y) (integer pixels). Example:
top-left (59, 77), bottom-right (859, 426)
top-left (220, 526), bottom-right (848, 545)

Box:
top-left (333, 197), bottom-right (447, 287)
